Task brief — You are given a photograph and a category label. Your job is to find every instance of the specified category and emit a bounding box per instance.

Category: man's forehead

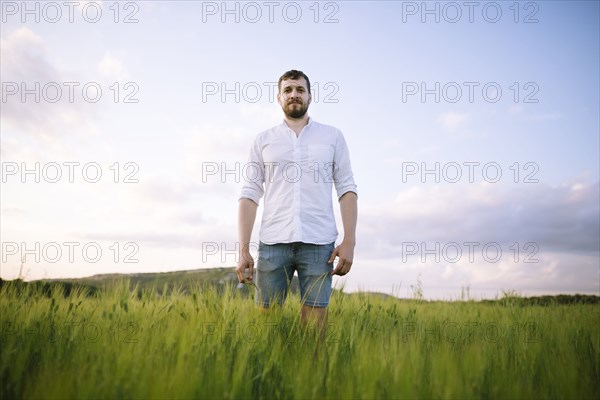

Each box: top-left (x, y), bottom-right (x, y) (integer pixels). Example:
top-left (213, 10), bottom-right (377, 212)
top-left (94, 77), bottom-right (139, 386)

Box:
top-left (281, 78), bottom-right (307, 89)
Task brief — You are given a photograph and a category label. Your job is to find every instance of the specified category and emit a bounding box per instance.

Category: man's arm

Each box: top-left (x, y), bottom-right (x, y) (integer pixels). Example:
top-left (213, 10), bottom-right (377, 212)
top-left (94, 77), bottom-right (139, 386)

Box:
top-left (329, 191), bottom-right (357, 276)
top-left (236, 198), bottom-right (258, 283)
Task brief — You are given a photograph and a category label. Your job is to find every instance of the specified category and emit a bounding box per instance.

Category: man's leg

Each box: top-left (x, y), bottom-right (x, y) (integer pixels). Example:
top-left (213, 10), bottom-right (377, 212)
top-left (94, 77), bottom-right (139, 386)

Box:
top-left (255, 242), bottom-right (293, 308)
top-left (301, 305), bottom-right (328, 339)
top-left (296, 242), bottom-right (335, 340)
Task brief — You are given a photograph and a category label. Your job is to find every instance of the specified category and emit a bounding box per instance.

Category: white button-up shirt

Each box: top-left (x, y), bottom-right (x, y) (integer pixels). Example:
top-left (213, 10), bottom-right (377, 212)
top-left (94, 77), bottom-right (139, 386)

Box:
top-left (239, 118), bottom-right (357, 245)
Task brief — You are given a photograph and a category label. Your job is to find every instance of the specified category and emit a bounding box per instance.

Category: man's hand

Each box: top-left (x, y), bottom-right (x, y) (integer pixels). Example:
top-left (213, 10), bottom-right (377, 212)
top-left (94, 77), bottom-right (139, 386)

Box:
top-left (329, 240), bottom-right (355, 276)
top-left (236, 252), bottom-right (254, 283)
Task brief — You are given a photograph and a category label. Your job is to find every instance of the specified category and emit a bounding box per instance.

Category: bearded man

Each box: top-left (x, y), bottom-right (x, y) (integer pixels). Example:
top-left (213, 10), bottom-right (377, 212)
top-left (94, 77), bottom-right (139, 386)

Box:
top-left (236, 69), bottom-right (358, 332)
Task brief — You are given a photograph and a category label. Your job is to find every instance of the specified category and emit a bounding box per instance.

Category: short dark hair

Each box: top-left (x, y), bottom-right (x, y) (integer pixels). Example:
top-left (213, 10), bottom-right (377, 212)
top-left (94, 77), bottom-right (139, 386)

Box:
top-left (278, 69), bottom-right (311, 95)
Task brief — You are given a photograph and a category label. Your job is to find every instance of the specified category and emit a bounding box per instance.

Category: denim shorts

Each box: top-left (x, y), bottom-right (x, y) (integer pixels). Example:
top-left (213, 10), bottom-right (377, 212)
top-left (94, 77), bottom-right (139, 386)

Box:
top-left (255, 241), bottom-right (335, 308)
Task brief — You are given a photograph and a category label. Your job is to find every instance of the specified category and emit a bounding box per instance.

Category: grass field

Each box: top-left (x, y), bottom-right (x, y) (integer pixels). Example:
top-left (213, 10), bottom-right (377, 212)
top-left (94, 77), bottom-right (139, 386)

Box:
top-left (1, 279), bottom-right (598, 399)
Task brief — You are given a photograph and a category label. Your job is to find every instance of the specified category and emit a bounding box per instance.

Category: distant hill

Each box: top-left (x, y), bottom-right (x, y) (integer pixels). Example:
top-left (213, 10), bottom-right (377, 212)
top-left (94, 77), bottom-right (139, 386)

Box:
top-left (1, 268), bottom-right (598, 305)
top-left (1, 267), bottom-right (299, 297)
top-left (0, 277), bottom-right (99, 298)
top-left (51, 267), bottom-right (242, 294)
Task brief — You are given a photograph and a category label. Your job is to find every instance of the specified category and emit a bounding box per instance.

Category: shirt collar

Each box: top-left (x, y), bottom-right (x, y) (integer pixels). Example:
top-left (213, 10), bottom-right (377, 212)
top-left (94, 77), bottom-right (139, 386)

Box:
top-left (281, 116), bottom-right (314, 131)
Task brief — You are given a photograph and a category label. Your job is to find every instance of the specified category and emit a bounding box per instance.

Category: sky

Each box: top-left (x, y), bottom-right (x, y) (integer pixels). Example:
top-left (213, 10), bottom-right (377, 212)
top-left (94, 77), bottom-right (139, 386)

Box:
top-left (1, 0), bottom-right (599, 299)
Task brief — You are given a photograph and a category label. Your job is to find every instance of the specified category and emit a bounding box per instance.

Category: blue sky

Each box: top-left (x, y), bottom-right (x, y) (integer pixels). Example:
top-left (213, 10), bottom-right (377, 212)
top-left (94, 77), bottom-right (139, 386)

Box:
top-left (1, 1), bottom-right (598, 299)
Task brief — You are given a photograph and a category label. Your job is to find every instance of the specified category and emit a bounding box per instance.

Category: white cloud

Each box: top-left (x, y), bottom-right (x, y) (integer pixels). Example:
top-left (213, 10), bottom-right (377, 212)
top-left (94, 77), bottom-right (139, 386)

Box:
top-left (0, 27), bottom-right (98, 141)
top-left (439, 112), bottom-right (469, 132)
top-left (98, 52), bottom-right (128, 81)
top-left (349, 180), bottom-right (599, 296)
top-left (364, 181), bottom-right (599, 254)
top-left (508, 105), bottom-right (524, 115)
top-left (185, 103), bottom-right (280, 160)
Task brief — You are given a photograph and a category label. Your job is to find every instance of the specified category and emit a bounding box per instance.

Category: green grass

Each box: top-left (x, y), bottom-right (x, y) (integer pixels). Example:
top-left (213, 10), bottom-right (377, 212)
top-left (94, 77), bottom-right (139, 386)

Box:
top-left (1, 279), bottom-right (598, 399)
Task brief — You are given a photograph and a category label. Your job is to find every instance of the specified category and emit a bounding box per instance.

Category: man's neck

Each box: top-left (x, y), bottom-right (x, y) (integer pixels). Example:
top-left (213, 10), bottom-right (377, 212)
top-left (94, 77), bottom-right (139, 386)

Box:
top-left (284, 115), bottom-right (310, 137)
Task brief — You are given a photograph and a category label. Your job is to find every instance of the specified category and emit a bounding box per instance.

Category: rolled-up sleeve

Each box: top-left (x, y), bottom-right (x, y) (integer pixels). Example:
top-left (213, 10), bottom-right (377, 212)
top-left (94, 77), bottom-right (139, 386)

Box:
top-left (239, 135), bottom-right (264, 205)
top-left (333, 130), bottom-right (358, 200)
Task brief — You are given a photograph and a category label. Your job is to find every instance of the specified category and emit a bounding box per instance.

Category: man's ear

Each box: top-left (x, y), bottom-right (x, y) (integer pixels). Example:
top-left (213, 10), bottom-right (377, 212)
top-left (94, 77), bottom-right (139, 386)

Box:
top-left (277, 92), bottom-right (283, 106)
top-left (308, 92), bottom-right (312, 105)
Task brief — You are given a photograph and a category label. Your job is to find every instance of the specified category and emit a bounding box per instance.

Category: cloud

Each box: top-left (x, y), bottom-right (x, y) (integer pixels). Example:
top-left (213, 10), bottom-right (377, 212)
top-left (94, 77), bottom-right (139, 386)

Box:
top-left (0, 27), bottom-right (98, 141)
top-left (343, 250), bottom-right (599, 299)
top-left (183, 103), bottom-right (281, 164)
top-left (360, 180), bottom-right (599, 257)
top-left (508, 105), bottom-right (524, 115)
top-left (98, 52), bottom-right (128, 81)
top-left (0, 207), bottom-right (27, 217)
top-left (346, 177), bottom-right (599, 295)
top-left (80, 223), bottom-right (236, 251)
top-left (347, 179), bottom-right (599, 296)
top-left (131, 179), bottom-right (227, 225)
top-left (175, 103), bottom-right (282, 198)
top-left (439, 112), bottom-right (469, 132)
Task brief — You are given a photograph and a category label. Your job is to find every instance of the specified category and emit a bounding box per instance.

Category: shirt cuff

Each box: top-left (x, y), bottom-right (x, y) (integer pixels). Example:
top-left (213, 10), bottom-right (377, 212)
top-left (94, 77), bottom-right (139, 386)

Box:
top-left (337, 188), bottom-right (358, 200)
top-left (239, 194), bottom-right (260, 205)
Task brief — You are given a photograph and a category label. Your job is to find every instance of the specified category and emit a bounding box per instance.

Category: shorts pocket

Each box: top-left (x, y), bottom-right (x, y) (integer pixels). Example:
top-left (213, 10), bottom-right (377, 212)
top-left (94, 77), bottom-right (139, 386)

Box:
top-left (257, 242), bottom-right (277, 272)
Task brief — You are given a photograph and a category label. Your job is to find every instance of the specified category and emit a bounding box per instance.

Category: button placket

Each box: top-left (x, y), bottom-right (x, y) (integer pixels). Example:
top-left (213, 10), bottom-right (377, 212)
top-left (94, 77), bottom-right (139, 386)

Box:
top-left (292, 129), bottom-right (302, 241)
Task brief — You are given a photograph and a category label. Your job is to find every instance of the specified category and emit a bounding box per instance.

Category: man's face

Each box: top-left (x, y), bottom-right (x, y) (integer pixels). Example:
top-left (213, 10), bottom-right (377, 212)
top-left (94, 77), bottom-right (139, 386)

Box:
top-left (277, 78), bottom-right (312, 119)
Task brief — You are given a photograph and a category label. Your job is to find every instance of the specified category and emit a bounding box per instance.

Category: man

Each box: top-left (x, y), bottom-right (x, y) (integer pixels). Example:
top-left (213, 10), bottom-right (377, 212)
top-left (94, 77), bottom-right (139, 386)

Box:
top-left (236, 70), bottom-right (358, 331)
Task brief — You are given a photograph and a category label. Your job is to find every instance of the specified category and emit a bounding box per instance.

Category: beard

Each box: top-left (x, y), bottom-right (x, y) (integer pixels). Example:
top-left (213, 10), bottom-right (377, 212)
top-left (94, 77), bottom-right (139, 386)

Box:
top-left (282, 100), bottom-right (309, 119)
